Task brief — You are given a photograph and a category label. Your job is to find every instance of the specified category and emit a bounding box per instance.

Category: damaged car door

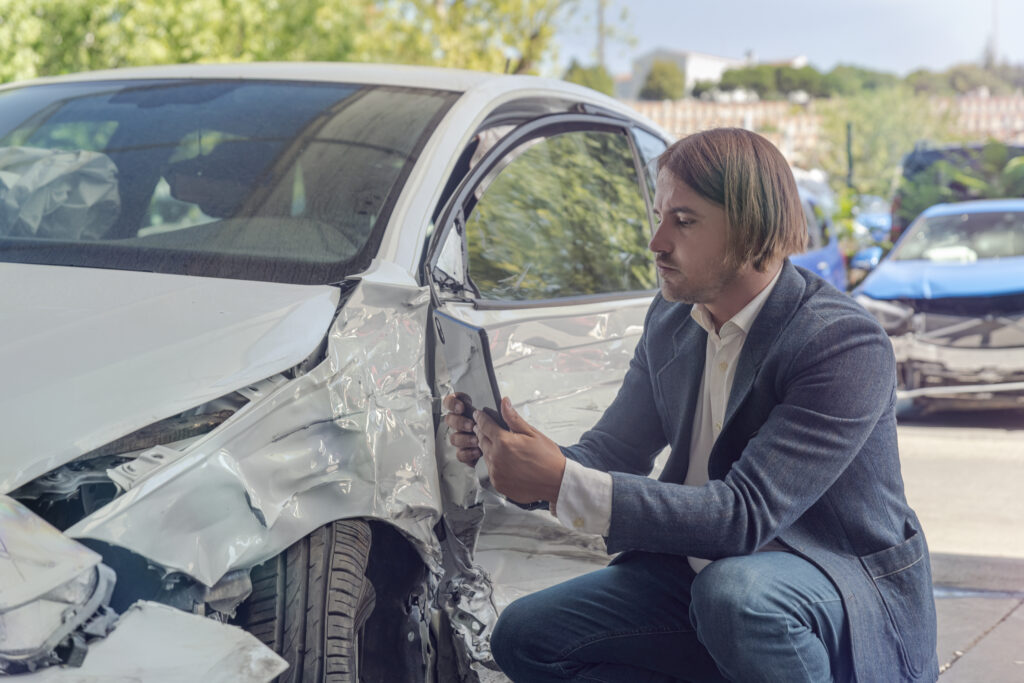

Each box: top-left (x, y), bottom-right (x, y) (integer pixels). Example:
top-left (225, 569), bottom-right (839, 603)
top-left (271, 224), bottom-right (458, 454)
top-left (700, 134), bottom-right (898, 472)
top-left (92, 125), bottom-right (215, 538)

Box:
top-left (426, 116), bottom-right (665, 619)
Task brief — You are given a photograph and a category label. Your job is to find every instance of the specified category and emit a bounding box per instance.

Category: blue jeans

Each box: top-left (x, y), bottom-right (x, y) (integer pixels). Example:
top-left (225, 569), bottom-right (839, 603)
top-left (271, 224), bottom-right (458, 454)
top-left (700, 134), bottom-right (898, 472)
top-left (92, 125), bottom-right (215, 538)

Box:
top-left (490, 551), bottom-right (852, 682)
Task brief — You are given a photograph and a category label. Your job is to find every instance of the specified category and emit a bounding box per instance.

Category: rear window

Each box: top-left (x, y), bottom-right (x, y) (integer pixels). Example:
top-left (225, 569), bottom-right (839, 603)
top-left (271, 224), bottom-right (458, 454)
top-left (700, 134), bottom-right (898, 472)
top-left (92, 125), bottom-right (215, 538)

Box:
top-left (0, 79), bottom-right (454, 283)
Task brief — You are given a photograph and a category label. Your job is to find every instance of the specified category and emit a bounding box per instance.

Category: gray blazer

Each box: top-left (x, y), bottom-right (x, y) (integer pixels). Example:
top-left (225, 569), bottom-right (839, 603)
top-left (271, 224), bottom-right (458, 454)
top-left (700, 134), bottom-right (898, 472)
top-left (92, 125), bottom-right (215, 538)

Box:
top-left (563, 261), bottom-right (939, 682)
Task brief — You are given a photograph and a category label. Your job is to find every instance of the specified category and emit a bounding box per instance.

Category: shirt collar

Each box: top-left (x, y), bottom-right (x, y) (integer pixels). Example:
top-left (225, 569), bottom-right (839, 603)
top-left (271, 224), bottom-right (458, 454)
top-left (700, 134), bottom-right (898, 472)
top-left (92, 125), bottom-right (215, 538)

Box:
top-left (690, 266), bottom-right (783, 338)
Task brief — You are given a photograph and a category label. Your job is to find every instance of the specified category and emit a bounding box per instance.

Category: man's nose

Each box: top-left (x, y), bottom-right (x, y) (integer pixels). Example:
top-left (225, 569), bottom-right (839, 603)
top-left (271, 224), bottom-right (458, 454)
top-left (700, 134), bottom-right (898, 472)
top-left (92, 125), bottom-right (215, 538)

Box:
top-left (649, 222), bottom-right (669, 254)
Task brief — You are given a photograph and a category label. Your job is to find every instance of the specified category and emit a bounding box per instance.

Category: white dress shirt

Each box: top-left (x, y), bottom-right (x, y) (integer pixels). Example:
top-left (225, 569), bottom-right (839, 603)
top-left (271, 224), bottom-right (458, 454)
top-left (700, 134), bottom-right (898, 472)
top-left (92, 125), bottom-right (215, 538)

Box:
top-left (554, 268), bottom-right (783, 573)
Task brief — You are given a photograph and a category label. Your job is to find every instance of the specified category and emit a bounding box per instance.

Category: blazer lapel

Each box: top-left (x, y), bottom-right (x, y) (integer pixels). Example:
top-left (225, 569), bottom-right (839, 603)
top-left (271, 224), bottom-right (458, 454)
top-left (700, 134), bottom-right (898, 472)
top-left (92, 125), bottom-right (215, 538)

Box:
top-left (655, 311), bottom-right (706, 483)
top-left (722, 260), bottom-right (807, 427)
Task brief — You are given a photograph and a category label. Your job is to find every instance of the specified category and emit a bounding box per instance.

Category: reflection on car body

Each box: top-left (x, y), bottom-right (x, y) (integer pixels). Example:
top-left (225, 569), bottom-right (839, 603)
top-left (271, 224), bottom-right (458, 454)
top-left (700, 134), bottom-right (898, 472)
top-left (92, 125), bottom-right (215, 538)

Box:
top-left (0, 63), bottom-right (669, 680)
top-left (854, 198), bottom-right (1024, 413)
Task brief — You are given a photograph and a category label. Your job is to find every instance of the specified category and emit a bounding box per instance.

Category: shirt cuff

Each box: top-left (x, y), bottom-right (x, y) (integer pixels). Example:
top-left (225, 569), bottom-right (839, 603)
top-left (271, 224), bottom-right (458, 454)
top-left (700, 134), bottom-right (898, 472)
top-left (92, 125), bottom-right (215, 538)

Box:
top-left (554, 458), bottom-right (612, 536)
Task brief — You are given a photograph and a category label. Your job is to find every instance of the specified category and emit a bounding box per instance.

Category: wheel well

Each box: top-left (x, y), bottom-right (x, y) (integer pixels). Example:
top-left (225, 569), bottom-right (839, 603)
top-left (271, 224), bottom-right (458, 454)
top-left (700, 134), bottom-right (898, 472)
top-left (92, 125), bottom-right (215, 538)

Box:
top-left (361, 521), bottom-right (435, 683)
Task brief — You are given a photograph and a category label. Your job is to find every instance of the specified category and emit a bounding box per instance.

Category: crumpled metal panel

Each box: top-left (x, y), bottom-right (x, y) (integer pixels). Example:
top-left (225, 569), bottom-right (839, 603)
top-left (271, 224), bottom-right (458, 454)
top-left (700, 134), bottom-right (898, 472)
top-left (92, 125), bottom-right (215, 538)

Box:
top-left (23, 601), bottom-right (287, 682)
top-left (68, 264), bottom-right (442, 586)
top-left (0, 495), bottom-right (101, 610)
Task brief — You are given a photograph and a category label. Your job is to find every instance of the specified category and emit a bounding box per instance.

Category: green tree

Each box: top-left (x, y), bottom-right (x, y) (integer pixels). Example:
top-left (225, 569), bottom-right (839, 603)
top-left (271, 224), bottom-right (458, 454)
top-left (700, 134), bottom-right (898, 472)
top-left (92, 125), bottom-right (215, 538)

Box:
top-left (776, 65), bottom-right (826, 98)
top-left (812, 87), bottom-right (959, 198)
top-left (0, 0), bottom-right (582, 84)
top-left (944, 63), bottom-right (1008, 94)
top-left (563, 59), bottom-right (614, 96)
top-left (719, 65), bottom-right (777, 98)
top-left (690, 79), bottom-right (715, 98)
top-left (823, 64), bottom-right (899, 96)
top-left (638, 59), bottom-right (685, 100)
top-left (896, 142), bottom-right (1024, 226)
top-left (905, 68), bottom-right (952, 95)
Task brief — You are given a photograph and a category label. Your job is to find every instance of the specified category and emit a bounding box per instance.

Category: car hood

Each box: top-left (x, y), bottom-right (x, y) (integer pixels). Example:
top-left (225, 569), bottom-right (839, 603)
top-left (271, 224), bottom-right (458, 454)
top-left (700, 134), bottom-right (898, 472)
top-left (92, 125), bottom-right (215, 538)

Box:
top-left (856, 255), bottom-right (1024, 300)
top-left (0, 263), bottom-right (340, 494)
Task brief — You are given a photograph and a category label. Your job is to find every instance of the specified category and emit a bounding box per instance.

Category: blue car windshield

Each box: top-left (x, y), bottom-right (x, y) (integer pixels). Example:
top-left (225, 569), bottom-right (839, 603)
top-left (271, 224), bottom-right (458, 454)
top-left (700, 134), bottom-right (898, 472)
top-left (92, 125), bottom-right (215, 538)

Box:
top-left (0, 79), bottom-right (454, 284)
top-left (891, 210), bottom-right (1024, 262)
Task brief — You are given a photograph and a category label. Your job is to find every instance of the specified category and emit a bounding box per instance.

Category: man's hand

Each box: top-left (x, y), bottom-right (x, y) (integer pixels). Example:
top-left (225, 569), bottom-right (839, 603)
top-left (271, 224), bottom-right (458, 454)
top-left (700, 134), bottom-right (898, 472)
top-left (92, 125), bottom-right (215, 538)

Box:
top-left (443, 393), bottom-right (482, 465)
top-left (475, 397), bottom-right (566, 505)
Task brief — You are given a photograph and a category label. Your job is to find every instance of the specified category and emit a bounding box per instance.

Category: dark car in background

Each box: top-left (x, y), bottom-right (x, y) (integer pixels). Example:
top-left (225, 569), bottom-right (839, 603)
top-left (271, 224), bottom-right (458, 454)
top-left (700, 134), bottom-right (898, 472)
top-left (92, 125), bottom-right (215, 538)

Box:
top-left (890, 142), bottom-right (1024, 243)
top-left (854, 199), bottom-right (1024, 413)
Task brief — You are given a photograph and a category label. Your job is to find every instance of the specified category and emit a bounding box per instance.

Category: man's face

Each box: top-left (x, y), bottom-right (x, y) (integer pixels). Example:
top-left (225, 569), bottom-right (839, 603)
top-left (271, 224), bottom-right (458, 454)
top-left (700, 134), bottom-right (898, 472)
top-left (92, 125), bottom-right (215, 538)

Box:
top-left (650, 168), bottom-right (739, 304)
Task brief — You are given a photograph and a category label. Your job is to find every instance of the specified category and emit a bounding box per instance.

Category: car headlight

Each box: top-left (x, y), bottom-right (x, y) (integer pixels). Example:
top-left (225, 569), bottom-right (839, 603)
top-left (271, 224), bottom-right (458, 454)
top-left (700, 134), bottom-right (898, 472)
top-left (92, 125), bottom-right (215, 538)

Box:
top-left (0, 496), bottom-right (115, 672)
top-left (854, 295), bottom-right (914, 336)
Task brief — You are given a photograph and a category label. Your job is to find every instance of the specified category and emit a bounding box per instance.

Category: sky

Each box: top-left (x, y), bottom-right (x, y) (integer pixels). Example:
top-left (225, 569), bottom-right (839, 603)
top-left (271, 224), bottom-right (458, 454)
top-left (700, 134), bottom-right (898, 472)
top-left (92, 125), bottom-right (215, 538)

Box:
top-left (554, 0), bottom-right (1024, 78)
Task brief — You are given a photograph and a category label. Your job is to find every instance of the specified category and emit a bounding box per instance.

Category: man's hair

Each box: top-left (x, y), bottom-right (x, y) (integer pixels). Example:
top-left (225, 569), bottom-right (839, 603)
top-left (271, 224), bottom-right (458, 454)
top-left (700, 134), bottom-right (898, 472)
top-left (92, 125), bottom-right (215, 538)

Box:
top-left (656, 128), bottom-right (806, 271)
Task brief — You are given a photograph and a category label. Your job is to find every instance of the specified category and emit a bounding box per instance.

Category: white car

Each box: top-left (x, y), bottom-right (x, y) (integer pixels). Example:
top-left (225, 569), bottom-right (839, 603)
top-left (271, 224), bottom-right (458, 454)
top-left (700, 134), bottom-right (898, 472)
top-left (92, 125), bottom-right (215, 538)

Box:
top-left (0, 63), bottom-right (669, 681)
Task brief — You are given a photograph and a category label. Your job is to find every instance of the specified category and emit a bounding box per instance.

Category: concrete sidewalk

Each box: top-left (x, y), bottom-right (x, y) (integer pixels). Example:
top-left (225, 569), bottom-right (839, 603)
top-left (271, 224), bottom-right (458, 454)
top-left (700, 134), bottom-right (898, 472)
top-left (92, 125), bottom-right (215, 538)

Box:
top-left (932, 553), bottom-right (1024, 681)
top-left (477, 552), bottom-right (1024, 682)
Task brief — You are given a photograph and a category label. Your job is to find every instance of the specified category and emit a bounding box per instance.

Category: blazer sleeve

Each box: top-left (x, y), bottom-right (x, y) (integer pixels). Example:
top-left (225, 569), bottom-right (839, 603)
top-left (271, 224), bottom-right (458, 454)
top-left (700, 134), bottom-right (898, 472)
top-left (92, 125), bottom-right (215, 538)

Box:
top-left (604, 307), bottom-right (896, 558)
top-left (560, 297), bottom-right (670, 476)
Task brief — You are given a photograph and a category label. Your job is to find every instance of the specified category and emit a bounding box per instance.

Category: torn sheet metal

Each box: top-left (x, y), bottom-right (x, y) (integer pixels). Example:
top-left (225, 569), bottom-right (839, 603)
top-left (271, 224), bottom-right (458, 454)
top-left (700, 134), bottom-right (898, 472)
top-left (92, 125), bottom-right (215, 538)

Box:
top-left (0, 496), bottom-right (101, 609)
top-left (0, 146), bottom-right (119, 239)
top-left (24, 601), bottom-right (287, 682)
top-left (68, 267), bottom-right (443, 586)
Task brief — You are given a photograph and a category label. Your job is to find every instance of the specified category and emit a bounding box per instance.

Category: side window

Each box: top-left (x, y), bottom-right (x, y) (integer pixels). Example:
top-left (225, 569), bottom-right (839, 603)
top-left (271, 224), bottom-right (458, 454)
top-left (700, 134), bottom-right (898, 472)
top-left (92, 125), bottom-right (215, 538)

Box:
top-left (464, 129), bottom-right (656, 301)
top-left (633, 128), bottom-right (668, 201)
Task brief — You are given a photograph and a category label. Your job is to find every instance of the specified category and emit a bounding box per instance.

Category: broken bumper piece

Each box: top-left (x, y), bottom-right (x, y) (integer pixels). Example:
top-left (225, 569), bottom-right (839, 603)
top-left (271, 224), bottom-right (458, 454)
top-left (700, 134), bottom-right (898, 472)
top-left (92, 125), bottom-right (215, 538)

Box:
top-left (16, 601), bottom-right (287, 682)
top-left (1, 496), bottom-right (285, 680)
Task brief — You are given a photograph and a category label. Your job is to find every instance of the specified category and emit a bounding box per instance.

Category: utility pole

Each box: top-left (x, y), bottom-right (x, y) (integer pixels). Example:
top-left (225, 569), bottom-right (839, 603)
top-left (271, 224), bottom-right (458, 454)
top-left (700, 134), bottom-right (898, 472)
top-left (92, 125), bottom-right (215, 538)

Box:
top-left (596, 0), bottom-right (607, 70)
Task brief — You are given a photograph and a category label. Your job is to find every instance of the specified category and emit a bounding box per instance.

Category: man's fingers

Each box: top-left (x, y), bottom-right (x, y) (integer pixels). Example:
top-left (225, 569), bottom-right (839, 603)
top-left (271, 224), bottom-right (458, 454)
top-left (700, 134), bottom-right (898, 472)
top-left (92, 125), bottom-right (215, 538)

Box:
top-left (455, 447), bottom-right (481, 465)
top-left (449, 430), bottom-right (479, 450)
top-left (444, 412), bottom-right (476, 433)
top-left (499, 397), bottom-right (535, 436)
top-left (443, 392), bottom-right (471, 415)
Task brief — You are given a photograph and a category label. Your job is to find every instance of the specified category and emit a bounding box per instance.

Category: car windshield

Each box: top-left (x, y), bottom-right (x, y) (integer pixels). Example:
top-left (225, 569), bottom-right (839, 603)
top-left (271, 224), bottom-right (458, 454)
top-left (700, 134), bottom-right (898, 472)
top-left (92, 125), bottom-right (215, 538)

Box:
top-left (890, 209), bottom-right (1024, 262)
top-left (0, 79), bottom-right (454, 284)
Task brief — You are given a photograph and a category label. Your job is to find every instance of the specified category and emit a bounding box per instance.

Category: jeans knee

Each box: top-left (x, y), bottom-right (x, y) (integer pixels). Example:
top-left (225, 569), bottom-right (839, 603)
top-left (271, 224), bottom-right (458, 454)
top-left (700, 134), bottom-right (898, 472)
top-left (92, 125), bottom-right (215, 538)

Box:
top-left (689, 558), bottom-right (766, 648)
top-left (490, 595), bottom-right (543, 675)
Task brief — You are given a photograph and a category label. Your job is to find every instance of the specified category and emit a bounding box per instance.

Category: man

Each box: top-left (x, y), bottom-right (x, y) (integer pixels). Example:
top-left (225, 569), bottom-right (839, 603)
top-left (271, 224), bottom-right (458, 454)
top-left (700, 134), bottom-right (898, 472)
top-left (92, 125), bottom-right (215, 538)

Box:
top-left (444, 128), bottom-right (938, 682)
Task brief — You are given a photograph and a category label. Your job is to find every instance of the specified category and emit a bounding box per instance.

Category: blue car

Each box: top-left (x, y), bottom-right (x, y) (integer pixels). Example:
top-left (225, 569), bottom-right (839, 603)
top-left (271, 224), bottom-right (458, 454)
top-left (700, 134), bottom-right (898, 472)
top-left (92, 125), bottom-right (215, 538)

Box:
top-left (790, 186), bottom-right (847, 291)
top-left (853, 199), bottom-right (1024, 412)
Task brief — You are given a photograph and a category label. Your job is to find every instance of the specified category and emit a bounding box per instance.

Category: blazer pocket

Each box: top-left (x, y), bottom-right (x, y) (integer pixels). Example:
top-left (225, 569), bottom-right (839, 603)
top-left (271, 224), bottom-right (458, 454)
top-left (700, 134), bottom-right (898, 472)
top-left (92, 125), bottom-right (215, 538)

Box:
top-left (859, 523), bottom-right (935, 678)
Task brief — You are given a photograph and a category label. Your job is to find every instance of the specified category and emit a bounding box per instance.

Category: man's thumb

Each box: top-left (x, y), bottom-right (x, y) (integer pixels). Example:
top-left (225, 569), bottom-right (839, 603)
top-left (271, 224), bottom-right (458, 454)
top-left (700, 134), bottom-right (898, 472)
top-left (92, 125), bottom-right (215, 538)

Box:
top-left (500, 397), bottom-right (533, 435)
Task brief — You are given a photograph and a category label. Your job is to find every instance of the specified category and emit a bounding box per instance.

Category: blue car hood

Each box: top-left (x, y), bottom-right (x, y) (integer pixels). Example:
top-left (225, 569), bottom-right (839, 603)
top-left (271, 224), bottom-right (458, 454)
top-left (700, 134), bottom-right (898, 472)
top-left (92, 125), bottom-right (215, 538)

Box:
top-left (857, 255), bottom-right (1024, 300)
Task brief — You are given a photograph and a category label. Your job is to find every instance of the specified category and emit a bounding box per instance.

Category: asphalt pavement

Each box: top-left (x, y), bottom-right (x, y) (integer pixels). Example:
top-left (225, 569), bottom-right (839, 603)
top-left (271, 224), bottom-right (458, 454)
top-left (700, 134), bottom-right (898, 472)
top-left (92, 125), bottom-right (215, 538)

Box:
top-left (900, 409), bottom-right (1024, 681)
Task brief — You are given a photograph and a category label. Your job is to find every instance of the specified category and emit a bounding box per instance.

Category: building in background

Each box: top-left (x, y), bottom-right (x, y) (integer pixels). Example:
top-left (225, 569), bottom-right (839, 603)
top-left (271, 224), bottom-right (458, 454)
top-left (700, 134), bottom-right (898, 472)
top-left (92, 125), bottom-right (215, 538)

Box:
top-left (615, 49), bottom-right (747, 99)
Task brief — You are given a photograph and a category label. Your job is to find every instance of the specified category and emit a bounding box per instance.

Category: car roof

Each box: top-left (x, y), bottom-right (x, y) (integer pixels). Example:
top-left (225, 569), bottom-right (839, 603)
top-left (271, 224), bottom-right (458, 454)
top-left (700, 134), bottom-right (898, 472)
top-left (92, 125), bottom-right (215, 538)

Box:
top-left (921, 198), bottom-right (1024, 217)
top-left (0, 62), bottom-right (493, 91)
top-left (0, 61), bottom-right (657, 132)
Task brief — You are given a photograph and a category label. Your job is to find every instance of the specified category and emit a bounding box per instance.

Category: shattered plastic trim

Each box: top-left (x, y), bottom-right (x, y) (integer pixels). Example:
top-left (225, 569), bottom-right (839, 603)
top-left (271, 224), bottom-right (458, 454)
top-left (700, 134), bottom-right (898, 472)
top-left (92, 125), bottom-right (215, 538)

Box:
top-left (24, 601), bottom-right (287, 682)
top-left (68, 265), bottom-right (443, 586)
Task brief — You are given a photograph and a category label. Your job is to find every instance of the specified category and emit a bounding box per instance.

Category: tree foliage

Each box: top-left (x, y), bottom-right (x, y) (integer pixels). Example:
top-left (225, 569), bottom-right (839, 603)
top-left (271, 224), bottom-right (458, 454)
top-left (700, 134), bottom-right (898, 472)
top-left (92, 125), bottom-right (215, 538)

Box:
top-left (0, 0), bottom-right (581, 83)
top-left (720, 63), bottom-right (896, 100)
top-left (812, 87), bottom-right (960, 198)
top-left (895, 143), bottom-right (1024, 226)
top-left (638, 59), bottom-right (685, 100)
top-left (563, 60), bottom-right (614, 96)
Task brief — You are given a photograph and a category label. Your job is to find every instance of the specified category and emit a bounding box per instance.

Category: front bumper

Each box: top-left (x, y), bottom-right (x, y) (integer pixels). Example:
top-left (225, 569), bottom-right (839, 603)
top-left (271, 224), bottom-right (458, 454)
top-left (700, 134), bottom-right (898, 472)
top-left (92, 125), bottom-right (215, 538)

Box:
top-left (892, 334), bottom-right (1024, 407)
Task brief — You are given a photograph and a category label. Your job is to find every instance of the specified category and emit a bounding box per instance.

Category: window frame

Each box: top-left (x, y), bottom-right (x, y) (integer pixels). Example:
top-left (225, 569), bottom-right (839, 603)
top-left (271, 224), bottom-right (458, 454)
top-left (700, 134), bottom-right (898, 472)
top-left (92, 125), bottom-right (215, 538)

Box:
top-left (424, 113), bottom-right (664, 310)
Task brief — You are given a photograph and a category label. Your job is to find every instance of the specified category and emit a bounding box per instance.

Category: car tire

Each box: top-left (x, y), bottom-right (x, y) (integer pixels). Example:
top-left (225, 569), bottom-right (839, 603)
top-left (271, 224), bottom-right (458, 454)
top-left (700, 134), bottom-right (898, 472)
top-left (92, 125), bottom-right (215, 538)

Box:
top-left (238, 519), bottom-right (377, 683)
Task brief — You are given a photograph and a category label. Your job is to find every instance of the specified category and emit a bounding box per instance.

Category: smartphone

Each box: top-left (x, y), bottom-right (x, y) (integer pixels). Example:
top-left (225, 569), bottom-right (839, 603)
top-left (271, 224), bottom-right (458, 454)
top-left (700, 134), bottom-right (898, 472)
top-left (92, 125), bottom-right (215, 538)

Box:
top-left (433, 310), bottom-right (509, 430)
